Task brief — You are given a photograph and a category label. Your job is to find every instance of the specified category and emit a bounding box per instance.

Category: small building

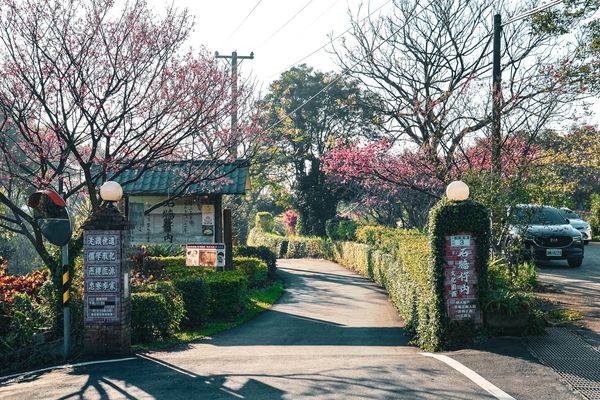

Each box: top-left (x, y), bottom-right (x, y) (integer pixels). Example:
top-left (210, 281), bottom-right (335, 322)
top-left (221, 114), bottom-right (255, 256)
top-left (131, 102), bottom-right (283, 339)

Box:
top-left (108, 160), bottom-right (250, 248)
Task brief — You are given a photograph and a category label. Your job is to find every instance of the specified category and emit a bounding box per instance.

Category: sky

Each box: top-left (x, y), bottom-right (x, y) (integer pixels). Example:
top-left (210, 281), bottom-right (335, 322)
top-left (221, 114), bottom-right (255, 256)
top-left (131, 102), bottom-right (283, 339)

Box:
top-left (142, 0), bottom-right (598, 124)
top-left (145, 0), bottom-right (391, 91)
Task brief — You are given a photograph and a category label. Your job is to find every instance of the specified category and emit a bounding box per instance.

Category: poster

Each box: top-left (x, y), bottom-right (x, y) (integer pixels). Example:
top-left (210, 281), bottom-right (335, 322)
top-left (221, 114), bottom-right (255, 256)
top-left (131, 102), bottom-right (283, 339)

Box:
top-left (128, 196), bottom-right (214, 245)
top-left (186, 243), bottom-right (226, 269)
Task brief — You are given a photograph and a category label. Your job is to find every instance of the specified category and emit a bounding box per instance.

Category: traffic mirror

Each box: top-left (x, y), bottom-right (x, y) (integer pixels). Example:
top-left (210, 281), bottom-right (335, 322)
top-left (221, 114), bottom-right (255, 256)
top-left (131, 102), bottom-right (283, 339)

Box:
top-left (28, 189), bottom-right (73, 246)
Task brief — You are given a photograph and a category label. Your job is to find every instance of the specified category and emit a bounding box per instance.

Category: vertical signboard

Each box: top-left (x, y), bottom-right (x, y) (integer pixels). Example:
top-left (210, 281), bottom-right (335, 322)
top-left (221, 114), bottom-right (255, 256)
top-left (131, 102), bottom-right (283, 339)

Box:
top-left (444, 233), bottom-right (483, 324)
top-left (83, 231), bottom-right (122, 323)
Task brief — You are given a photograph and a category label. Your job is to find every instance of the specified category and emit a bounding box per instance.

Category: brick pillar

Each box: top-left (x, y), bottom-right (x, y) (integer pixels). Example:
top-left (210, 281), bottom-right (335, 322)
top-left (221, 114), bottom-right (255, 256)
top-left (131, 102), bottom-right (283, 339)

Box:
top-left (82, 204), bottom-right (131, 356)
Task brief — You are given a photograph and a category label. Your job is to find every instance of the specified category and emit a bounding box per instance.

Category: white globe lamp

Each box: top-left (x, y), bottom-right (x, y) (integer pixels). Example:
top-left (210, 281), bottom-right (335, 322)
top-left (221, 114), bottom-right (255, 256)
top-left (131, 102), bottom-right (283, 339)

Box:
top-left (446, 180), bottom-right (469, 201)
top-left (100, 181), bottom-right (123, 202)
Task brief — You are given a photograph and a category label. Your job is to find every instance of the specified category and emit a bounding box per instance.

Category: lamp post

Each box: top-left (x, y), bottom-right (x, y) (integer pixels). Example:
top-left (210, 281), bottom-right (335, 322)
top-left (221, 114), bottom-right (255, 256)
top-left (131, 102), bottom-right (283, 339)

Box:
top-left (100, 181), bottom-right (123, 203)
top-left (446, 180), bottom-right (470, 201)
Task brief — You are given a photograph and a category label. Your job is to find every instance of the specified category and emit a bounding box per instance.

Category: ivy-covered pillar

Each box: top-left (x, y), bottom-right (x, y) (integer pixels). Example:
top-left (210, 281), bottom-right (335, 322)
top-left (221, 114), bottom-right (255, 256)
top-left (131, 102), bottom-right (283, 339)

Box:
top-left (429, 181), bottom-right (490, 343)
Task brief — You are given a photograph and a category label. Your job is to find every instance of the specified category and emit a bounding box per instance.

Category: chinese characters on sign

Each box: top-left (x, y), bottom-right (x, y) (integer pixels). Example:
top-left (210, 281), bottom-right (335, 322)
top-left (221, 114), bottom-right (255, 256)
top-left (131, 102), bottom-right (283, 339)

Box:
top-left (128, 196), bottom-right (209, 245)
top-left (444, 234), bottom-right (483, 324)
top-left (83, 231), bottom-right (121, 322)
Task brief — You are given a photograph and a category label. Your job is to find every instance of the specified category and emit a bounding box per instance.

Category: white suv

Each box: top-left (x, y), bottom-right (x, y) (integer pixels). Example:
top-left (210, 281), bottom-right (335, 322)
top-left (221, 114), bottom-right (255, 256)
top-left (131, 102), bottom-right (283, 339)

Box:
top-left (559, 208), bottom-right (592, 245)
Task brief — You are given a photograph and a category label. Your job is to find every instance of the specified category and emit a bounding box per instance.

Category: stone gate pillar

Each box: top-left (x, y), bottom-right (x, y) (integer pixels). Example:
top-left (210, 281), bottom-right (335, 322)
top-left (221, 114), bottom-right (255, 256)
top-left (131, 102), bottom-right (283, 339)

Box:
top-left (82, 203), bottom-right (131, 355)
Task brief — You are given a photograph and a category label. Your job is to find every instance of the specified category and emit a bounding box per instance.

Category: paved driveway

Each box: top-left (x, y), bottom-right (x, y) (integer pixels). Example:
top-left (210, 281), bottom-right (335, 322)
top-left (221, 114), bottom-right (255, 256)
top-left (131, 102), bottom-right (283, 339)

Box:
top-left (536, 242), bottom-right (600, 348)
top-left (0, 259), bottom-right (578, 399)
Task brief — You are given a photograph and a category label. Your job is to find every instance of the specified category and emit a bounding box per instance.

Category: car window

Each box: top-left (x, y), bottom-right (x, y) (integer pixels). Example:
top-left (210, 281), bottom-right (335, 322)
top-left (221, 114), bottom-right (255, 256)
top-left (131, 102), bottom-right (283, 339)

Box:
top-left (559, 209), bottom-right (580, 219)
top-left (514, 207), bottom-right (567, 225)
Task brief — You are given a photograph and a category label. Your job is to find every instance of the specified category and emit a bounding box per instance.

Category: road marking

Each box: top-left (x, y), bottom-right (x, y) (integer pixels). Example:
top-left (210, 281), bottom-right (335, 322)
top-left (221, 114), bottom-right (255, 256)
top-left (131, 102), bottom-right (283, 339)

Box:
top-left (136, 354), bottom-right (196, 377)
top-left (0, 357), bottom-right (137, 382)
top-left (420, 353), bottom-right (516, 400)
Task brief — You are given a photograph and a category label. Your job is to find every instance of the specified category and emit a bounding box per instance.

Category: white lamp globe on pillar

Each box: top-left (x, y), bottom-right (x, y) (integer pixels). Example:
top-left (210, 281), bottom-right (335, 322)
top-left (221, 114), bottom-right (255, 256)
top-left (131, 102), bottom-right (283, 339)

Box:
top-left (446, 180), bottom-right (470, 201)
top-left (100, 181), bottom-right (123, 203)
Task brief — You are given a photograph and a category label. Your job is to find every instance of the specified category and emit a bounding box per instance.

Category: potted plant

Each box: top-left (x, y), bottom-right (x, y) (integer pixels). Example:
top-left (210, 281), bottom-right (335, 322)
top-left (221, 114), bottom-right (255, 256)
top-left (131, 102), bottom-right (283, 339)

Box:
top-left (482, 288), bottom-right (533, 329)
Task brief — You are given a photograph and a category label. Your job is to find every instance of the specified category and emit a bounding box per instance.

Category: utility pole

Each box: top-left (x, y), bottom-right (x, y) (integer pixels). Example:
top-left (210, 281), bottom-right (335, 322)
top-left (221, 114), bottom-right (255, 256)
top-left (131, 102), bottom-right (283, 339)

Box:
top-left (491, 14), bottom-right (502, 179)
top-left (215, 51), bottom-right (254, 158)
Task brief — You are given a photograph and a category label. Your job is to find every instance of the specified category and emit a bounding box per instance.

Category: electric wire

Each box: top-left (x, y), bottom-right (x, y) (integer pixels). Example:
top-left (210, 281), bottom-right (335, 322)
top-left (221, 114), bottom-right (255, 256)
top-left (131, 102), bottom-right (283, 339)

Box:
top-left (266, 0), bottom-right (437, 131)
top-left (258, 0), bottom-right (315, 49)
top-left (267, 0), bottom-right (392, 81)
top-left (225, 0), bottom-right (264, 42)
top-left (504, 0), bottom-right (565, 25)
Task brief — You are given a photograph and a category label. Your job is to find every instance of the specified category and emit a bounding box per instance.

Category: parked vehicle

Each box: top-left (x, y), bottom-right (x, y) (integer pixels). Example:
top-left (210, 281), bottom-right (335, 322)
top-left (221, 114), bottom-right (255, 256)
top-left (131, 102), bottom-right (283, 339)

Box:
top-left (558, 207), bottom-right (592, 245)
top-left (503, 204), bottom-right (584, 268)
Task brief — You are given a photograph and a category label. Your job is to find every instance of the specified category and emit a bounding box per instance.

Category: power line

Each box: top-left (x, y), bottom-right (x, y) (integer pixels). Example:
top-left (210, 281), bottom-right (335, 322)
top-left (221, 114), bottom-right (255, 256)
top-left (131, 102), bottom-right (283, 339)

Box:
top-left (266, 0), bottom-right (437, 131)
top-left (267, 0), bottom-right (392, 81)
top-left (504, 0), bottom-right (565, 25)
top-left (225, 0), bottom-right (263, 42)
top-left (306, 0), bottom-right (344, 29)
top-left (258, 0), bottom-right (315, 49)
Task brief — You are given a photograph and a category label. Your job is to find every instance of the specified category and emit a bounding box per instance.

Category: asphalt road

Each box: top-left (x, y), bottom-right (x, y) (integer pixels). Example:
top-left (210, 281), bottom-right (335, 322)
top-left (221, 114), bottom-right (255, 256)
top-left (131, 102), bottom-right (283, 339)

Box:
top-left (0, 259), bottom-right (579, 399)
top-left (536, 242), bottom-right (600, 348)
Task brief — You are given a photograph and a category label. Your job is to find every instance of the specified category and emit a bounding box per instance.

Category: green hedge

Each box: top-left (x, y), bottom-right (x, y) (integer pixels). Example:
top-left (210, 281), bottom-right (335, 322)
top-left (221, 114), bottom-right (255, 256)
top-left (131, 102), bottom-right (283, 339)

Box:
top-left (205, 271), bottom-right (248, 319)
top-left (233, 257), bottom-right (269, 287)
top-left (248, 228), bottom-right (329, 259)
top-left (235, 245), bottom-right (277, 278)
top-left (132, 292), bottom-right (176, 343)
top-left (172, 277), bottom-right (210, 328)
top-left (255, 212), bottom-right (275, 232)
top-left (131, 281), bottom-right (185, 343)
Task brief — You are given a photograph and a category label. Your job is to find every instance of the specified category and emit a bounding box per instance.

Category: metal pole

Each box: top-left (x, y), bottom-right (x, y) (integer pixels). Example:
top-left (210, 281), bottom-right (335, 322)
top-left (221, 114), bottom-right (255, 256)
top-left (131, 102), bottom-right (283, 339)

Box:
top-left (491, 13), bottom-right (502, 179)
top-left (58, 179), bottom-right (70, 361)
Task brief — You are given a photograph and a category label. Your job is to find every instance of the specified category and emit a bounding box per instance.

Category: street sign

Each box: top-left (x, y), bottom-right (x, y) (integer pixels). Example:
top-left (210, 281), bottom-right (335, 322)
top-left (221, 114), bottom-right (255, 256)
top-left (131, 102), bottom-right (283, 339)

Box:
top-left (28, 189), bottom-right (73, 246)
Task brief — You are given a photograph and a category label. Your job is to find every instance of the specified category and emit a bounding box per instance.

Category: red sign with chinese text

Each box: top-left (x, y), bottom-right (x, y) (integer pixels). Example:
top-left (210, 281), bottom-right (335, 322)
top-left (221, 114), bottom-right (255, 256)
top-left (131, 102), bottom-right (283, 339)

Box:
top-left (444, 233), bottom-right (483, 324)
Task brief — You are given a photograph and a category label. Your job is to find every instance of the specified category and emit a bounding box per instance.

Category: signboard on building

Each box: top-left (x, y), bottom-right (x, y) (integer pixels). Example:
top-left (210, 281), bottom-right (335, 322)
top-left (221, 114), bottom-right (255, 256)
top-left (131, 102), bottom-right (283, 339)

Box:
top-left (128, 196), bottom-right (215, 245)
top-left (186, 243), bottom-right (226, 270)
top-left (444, 233), bottom-right (483, 324)
top-left (83, 231), bottom-right (122, 323)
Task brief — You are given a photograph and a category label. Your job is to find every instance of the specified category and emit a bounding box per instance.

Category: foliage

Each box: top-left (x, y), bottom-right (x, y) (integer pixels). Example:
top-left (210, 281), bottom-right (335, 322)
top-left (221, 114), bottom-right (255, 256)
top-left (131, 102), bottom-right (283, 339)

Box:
top-left (131, 292), bottom-right (173, 343)
top-left (132, 281), bottom-right (284, 351)
top-left (590, 194), bottom-right (600, 237)
top-left (234, 245), bottom-right (277, 278)
top-left (488, 257), bottom-right (537, 291)
top-left (480, 289), bottom-right (534, 316)
top-left (255, 212), bottom-right (275, 233)
top-left (546, 308), bottom-right (583, 322)
top-left (282, 210), bottom-right (298, 235)
top-left (0, 261), bottom-right (49, 305)
top-left (325, 217), bottom-right (358, 241)
top-left (172, 277), bottom-right (210, 328)
top-left (248, 228), bottom-right (330, 259)
top-left (233, 257), bottom-right (269, 287)
top-left (263, 64), bottom-right (382, 236)
top-left (132, 281), bottom-right (185, 336)
top-left (204, 271), bottom-right (248, 319)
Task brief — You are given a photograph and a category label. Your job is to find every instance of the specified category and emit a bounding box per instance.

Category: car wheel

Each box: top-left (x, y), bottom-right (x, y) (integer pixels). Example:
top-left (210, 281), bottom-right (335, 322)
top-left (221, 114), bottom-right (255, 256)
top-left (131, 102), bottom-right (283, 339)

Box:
top-left (567, 257), bottom-right (583, 268)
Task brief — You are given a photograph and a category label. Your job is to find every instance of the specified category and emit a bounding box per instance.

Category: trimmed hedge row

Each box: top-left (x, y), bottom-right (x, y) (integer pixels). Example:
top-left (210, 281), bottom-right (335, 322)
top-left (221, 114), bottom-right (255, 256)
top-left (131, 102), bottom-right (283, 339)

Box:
top-left (233, 257), bottom-right (269, 287)
top-left (247, 228), bottom-right (329, 259)
top-left (131, 270), bottom-right (249, 342)
top-left (235, 246), bottom-right (278, 278)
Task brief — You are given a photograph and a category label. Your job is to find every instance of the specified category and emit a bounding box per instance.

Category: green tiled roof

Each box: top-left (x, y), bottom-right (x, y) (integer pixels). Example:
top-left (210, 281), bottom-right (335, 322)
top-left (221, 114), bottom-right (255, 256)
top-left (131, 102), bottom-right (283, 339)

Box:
top-left (107, 160), bottom-right (250, 196)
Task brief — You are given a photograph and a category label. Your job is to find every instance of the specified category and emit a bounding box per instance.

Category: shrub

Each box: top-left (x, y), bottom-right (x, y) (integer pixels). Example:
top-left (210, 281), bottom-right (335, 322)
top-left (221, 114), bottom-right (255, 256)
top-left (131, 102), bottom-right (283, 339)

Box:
top-left (132, 281), bottom-right (185, 335)
top-left (204, 271), bottom-right (248, 319)
top-left (247, 228), bottom-right (288, 257)
top-left (235, 245), bottom-right (277, 278)
top-left (488, 257), bottom-right (537, 291)
top-left (590, 194), bottom-right (600, 237)
top-left (172, 277), bottom-right (210, 328)
top-left (325, 217), bottom-right (358, 241)
top-left (233, 257), bottom-right (268, 287)
top-left (255, 212), bottom-right (275, 233)
top-left (131, 292), bottom-right (172, 343)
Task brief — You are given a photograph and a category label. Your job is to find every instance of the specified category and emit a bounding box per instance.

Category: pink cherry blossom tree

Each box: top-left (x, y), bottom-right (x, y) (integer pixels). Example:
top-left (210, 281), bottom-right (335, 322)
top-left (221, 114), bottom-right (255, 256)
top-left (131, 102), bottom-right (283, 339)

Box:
top-left (0, 0), bottom-right (263, 271)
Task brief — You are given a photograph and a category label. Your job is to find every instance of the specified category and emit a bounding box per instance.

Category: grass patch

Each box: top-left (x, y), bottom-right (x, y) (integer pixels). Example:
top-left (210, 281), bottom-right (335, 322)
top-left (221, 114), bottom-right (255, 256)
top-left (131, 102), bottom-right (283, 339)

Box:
top-left (546, 308), bottom-right (583, 322)
top-left (133, 281), bottom-right (284, 352)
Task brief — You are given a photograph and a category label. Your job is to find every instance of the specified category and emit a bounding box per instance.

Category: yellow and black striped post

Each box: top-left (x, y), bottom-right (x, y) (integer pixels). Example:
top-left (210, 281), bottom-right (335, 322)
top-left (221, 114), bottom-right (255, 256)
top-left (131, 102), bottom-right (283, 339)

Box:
top-left (62, 264), bottom-right (70, 306)
top-left (62, 244), bottom-right (70, 361)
